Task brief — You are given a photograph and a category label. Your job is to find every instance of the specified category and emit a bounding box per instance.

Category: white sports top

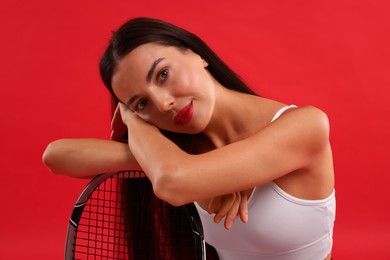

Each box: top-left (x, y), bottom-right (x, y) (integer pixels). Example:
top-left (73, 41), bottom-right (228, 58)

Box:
top-left (195, 105), bottom-right (336, 260)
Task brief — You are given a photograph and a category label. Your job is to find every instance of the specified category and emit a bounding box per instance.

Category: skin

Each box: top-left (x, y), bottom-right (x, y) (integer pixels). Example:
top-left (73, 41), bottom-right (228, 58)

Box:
top-left (43, 42), bottom-right (334, 259)
top-left (111, 43), bottom-right (334, 201)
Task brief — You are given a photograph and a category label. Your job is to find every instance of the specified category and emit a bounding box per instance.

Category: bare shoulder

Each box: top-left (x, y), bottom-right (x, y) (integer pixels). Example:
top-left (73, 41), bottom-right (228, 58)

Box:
top-left (263, 105), bottom-right (330, 155)
top-left (285, 105), bottom-right (330, 149)
top-left (293, 105), bottom-right (329, 131)
top-left (281, 105), bottom-right (329, 123)
top-left (299, 105), bottom-right (329, 122)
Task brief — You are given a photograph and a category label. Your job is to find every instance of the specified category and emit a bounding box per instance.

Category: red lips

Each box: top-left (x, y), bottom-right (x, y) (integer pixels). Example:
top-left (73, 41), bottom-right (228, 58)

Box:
top-left (174, 101), bottom-right (193, 125)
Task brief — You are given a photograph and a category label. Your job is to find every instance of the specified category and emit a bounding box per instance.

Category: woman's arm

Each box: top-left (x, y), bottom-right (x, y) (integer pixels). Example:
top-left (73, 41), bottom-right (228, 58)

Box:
top-left (120, 104), bottom-right (330, 206)
top-left (42, 138), bottom-right (141, 178)
top-left (43, 136), bottom-right (247, 229)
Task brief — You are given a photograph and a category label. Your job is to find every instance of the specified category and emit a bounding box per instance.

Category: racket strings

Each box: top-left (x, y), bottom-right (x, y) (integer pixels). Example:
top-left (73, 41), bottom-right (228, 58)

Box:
top-left (74, 172), bottom-right (130, 259)
top-left (72, 170), bottom-right (200, 260)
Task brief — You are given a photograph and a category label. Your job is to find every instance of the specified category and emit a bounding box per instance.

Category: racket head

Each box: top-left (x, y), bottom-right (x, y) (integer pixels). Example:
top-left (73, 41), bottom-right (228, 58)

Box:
top-left (65, 170), bottom-right (205, 260)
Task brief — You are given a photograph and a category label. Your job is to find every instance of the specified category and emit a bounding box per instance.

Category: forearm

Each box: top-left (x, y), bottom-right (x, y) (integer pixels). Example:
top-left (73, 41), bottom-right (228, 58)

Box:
top-left (42, 138), bottom-right (141, 178)
top-left (127, 123), bottom-right (182, 177)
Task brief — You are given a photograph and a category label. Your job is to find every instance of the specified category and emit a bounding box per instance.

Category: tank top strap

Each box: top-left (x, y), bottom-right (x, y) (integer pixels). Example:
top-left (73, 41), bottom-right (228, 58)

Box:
top-left (270, 105), bottom-right (297, 122)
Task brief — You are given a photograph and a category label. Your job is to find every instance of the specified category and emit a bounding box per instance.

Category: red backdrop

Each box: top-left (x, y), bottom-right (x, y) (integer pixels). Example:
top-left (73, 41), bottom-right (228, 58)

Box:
top-left (1, 0), bottom-right (389, 259)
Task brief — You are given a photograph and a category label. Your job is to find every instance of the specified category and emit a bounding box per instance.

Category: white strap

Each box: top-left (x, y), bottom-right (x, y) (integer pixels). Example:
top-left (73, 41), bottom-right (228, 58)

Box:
top-left (271, 105), bottom-right (297, 122)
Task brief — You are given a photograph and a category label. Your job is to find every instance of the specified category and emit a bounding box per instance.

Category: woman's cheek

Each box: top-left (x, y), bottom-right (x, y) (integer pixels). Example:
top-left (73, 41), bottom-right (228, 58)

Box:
top-left (175, 72), bottom-right (193, 92)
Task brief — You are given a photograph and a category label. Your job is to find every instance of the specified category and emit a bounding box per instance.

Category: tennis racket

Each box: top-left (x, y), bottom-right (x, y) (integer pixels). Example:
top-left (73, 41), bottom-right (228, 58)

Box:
top-left (65, 170), bottom-right (206, 260)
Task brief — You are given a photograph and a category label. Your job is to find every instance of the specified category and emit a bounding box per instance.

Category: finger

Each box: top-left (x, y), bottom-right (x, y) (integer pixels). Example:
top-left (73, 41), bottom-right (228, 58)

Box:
top-left (239, 191), bottom-right (249, 223)
top-left (118, 102), bottom-right (129, 117)
top-left (213, 194), bottom-right (235, 224)
top-left (207, 197), bottom-right (221, 214)
top-left (110, 130), bottom-right (116, 140)
top-left (111, 104), bottom-right (129, 141)
top-left (224, 193), bottom-right (241, 230)
top-left (111, 104), bottom-right (122, 129)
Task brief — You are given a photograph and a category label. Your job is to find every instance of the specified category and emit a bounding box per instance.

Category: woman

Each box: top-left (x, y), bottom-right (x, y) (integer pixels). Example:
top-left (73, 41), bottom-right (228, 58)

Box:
top-left (43, 17), bottom-right (335, 259)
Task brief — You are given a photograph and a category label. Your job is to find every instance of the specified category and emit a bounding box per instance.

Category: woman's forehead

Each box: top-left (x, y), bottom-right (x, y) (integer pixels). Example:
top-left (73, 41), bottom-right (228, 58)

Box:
top-left (124, 43), bottom-right (193, 63)
top-left (126, 43), bottom-right (178, 60)
top-left (116, 43), bottom-right (194, 75)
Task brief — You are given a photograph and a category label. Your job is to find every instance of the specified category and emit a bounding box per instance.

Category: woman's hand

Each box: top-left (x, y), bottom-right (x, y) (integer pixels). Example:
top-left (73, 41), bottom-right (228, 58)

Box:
top-left (208, 191), bottom-right (249, 230)
top-left (110, 104), bottom-right (129, 142)
top-left (116, 102), bottom-right (159, 134)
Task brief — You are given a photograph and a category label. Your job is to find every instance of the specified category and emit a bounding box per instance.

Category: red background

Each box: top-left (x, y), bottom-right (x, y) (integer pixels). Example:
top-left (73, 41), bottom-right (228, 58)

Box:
top-left (1, 0), bottom-right (389, 259)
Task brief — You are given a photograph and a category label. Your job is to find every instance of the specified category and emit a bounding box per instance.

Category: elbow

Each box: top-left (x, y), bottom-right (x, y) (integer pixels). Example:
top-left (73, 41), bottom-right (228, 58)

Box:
top-left (42, 139), bottom-right (67, 174)
top-left (151, 164), bottom-right (188, 207)
top-left (42, 141), bottom-right (57, 174)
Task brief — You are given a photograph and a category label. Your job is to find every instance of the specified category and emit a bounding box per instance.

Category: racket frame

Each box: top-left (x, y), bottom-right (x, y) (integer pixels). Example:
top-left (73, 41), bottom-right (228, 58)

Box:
top-left (64, 170), bottom-right (205, 259)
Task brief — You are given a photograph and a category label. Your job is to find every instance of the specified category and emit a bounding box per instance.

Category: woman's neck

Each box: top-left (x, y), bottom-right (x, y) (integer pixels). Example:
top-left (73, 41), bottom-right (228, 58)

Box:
top-left (202, 86), bottom-right (266, 148)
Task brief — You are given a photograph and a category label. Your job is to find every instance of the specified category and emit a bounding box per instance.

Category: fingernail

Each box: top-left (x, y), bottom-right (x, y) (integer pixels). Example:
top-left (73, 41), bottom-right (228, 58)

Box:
top-left (241, 212), bottom-right (248, 223)
top-left (226, 222), bottom-right (232, 230)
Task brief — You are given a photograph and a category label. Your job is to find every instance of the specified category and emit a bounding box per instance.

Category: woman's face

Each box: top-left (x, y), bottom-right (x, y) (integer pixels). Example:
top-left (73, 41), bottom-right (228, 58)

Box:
top-left (112, 43), bottom-right (215, 134)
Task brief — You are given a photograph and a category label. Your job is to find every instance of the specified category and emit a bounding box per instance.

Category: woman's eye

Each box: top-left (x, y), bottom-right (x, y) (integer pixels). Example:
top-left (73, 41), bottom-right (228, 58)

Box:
top-left (135, 98), bottom-right (148, 112)
top-left (157, 69), bottom-right (169, 83)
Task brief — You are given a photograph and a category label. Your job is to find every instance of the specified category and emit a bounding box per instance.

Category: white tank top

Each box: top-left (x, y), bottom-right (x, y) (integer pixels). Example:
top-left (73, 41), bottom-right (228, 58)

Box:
top-left (195, 105), bottom-right (336, 260)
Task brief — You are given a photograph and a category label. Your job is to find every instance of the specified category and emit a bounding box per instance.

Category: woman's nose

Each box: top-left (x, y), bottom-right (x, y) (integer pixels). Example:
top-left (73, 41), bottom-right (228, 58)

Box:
top-left (151, 90), bottom-right (175, 113)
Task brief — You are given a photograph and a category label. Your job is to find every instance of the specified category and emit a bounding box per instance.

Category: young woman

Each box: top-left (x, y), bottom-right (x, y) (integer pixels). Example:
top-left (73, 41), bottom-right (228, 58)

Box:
top-left (43, 17), bottom-right (335, 259)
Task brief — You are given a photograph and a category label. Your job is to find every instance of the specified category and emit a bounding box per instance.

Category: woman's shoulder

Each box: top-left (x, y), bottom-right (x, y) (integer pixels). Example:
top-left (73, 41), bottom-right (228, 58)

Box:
top-left (251, 98), bottom-right (327, 127)
top-left (259, 96), bottom-right (328, 126)
top-left (268, 105), bottom-right (330, 153)
top-left (285, 105), bottom-right (329, 132)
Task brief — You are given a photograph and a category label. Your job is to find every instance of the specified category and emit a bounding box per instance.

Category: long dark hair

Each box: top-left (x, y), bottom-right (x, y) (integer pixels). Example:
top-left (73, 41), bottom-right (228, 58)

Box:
top-left (100, 17), bottom-right (258, 259)
top-left (100, 17), bottom-right (256, 103)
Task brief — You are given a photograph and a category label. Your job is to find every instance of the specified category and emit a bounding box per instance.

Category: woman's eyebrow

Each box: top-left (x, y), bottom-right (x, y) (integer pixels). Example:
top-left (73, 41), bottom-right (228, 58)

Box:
top-left (146, 57), bottom-right (165, 83)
